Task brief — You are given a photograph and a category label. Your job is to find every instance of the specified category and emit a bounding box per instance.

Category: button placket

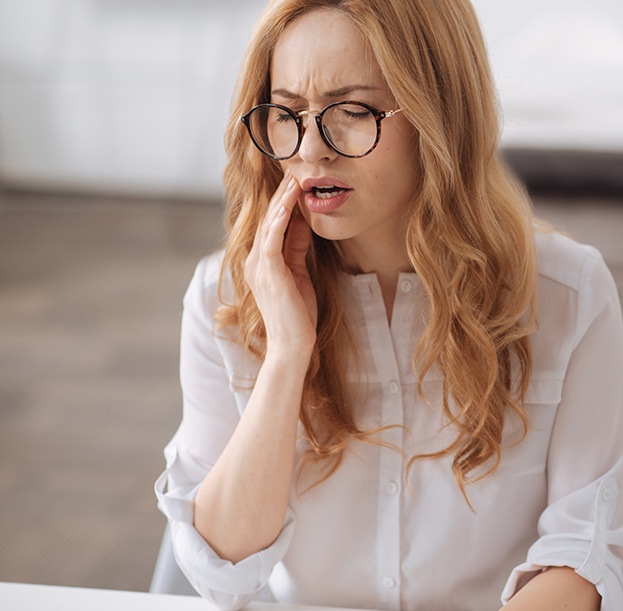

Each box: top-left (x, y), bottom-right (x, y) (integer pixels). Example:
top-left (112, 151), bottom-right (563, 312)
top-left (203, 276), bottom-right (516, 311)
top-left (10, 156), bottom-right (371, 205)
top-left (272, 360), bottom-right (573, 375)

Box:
top-left (356, 275), bottom-right (403, 610)
top-left (377, 376), bottom-right (403, 608)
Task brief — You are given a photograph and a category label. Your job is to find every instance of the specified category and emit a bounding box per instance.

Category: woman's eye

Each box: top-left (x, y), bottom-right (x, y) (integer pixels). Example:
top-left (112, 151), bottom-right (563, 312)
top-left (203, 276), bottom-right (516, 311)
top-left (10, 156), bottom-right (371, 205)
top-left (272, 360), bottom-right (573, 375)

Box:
top-left (275, 112), bottom-right (295, 123)
top-left (344, 110), bottom-right (369, 119)
top-left (337, 105), bottom-right (372, 120)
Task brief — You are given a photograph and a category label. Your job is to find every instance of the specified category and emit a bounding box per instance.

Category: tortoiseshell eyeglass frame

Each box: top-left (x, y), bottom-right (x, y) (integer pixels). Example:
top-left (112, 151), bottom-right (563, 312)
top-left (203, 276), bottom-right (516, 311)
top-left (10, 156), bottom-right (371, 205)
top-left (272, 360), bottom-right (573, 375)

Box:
top-left (241, 100), bottom-right (404, 160)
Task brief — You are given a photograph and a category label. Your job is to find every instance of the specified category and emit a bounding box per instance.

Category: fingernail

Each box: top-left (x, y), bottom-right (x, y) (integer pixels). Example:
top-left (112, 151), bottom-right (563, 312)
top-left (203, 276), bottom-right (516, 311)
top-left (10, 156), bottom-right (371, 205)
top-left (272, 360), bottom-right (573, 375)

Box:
top-left (287, 178), bottom-right (296, 191)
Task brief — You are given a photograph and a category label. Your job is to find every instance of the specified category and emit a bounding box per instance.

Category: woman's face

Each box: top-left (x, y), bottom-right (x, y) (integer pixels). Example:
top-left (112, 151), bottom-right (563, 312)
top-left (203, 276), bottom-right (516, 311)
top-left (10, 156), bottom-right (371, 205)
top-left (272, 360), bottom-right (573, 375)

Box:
top-left (271, 8), bottom-right (420, 267)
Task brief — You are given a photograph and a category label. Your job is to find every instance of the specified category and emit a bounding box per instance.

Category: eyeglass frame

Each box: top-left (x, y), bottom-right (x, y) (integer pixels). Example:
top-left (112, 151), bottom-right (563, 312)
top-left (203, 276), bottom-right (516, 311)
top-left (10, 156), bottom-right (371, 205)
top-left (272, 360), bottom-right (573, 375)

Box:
top-left (240, 100), bottom-right (404, 161)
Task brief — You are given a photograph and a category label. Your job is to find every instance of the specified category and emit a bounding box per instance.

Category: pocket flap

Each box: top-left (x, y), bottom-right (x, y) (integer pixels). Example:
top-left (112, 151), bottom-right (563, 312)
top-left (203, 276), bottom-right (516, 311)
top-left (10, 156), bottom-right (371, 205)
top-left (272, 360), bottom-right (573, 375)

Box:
top-left (523, 378), bottom-right (563, 405)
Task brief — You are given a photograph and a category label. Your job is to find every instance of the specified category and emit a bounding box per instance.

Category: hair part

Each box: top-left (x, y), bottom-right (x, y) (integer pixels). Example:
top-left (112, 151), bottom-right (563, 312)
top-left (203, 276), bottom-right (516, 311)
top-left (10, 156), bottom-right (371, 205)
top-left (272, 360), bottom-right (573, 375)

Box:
top-left (217, 0), bottom-right (537, 497)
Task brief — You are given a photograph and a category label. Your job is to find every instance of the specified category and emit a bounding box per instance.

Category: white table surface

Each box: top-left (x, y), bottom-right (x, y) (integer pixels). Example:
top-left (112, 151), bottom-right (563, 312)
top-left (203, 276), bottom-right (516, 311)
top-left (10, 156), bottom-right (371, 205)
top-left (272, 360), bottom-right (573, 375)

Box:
top-left (0, 582), bottom-right (364, 611)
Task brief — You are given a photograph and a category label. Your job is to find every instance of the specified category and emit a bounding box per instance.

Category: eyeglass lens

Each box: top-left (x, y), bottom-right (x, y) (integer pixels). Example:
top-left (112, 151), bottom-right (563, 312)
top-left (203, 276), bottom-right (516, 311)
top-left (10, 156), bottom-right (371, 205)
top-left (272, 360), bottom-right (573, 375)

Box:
top-left (247, 103), bottom-right (378, 159)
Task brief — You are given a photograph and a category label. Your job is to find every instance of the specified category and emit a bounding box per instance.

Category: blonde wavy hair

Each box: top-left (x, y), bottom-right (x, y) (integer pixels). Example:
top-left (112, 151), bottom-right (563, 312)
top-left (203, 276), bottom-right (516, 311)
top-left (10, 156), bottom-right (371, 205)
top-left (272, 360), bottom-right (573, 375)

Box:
top-left (217, 0), bottom-right (538, 495)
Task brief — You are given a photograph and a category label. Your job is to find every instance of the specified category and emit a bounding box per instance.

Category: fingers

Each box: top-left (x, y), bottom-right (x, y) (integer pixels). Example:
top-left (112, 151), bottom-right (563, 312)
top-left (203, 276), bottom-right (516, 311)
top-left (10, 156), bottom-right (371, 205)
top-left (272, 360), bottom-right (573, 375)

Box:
top-left (260, 175), bottom-right (302, 258)
top-left (284, 212), bottom-right (312, 274)
top-left (263, 171), bottom-right (300, 230)
top-left (245, 170), bottom-right (302, 284)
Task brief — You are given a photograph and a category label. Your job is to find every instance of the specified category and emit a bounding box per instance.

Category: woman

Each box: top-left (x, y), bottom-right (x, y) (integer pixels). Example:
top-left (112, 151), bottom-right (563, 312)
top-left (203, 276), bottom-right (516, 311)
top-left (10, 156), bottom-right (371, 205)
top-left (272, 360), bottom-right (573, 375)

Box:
top-left (155, 1), bottom-right (623, 609)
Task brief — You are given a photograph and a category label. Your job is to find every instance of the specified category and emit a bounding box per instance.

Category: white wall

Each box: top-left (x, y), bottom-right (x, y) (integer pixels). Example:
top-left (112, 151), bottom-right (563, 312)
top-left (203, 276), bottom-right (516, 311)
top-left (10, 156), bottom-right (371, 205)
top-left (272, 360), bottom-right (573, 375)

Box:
top-left (472, 0), bottom-right (623, 151)
top-left (0, 0), bottom-right (621, 198)
top-left (0, 0), bottom-right (265, 198)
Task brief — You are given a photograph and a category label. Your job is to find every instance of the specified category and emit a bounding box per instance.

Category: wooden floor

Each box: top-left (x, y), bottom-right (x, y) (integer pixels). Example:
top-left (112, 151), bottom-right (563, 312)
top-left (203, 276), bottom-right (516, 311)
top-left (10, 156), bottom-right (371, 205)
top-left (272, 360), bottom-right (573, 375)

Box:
top-left (0, 187), bottom-right (621, 592)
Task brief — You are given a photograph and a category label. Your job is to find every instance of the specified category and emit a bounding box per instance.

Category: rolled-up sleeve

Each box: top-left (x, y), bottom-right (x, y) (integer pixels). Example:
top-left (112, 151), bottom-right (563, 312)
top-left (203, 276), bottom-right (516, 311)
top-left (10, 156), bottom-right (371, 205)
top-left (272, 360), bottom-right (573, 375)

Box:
top-left (502, 248), bottom-right (623, 609)
top-left (154, 255), bottom-right (295, 610)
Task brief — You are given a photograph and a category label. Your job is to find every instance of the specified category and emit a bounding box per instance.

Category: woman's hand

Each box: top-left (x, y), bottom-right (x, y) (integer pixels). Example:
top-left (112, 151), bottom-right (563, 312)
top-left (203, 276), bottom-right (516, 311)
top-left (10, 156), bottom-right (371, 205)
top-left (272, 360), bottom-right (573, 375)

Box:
top-left (195, 178), bottom-right (316, 564)
top-left (244, 170), bottom-right (317, 355)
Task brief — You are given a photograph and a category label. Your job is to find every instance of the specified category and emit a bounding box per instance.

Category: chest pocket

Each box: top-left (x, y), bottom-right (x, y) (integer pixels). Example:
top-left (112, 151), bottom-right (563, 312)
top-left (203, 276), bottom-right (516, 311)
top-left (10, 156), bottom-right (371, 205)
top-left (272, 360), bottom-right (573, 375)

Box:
top-left (497, 378), bottom-right (564, 479)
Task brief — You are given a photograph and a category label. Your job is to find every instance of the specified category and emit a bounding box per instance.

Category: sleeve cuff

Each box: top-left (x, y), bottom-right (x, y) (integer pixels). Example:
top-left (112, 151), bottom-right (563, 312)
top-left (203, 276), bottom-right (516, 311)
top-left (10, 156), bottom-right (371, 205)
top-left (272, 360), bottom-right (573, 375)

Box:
top-left (171, 508), bottom-right (295, 595)
top-left (501, 478), bottom-right (623, 610)
top-left (154, 441), bottom-right (295, 609)
top-left (154, 442), bottom-right (203, 523)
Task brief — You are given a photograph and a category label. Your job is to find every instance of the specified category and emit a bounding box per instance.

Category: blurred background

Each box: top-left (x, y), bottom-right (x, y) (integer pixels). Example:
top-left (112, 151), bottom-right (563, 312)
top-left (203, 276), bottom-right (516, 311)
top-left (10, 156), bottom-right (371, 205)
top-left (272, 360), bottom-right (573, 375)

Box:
top-left (0, 0), bottom-right (622, 595)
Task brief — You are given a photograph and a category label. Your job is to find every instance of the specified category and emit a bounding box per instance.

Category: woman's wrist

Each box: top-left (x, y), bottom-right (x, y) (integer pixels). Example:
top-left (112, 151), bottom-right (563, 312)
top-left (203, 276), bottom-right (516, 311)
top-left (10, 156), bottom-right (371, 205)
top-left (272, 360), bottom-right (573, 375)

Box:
top-left (264, 342), bottom-right (314, 370)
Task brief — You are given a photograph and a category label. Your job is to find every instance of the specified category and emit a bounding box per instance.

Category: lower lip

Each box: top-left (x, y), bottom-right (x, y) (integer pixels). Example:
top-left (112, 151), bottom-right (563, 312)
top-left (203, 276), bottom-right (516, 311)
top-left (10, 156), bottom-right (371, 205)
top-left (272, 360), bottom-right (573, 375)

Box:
top-left (304, 189), bottom-right (352, 214)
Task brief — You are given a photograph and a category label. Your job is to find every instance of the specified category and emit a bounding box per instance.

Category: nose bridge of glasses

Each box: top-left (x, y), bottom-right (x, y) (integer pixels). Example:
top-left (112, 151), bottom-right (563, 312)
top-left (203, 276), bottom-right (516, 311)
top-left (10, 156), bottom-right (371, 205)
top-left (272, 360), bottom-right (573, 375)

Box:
top-left (296, 109), bottom-right (322, 119)
top-left (296, 108), bottom-right (330, 152)
top-left (296, 108), bottom-right (323, 136)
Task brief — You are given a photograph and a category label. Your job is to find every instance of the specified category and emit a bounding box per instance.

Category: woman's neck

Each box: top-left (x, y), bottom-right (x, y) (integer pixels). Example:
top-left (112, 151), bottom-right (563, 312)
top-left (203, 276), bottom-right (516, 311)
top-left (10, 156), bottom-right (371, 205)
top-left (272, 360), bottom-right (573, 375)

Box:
top-left (339, 234), bottom-right (412, 276)
top-left (338, 237), bottom-right (413, 322)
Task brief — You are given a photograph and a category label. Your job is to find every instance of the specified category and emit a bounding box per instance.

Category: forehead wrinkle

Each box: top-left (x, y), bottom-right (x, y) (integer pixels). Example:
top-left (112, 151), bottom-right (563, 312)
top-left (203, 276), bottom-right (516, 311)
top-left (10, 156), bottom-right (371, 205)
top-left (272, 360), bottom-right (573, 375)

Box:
top-left (271, 85), bottom-right (381, 100)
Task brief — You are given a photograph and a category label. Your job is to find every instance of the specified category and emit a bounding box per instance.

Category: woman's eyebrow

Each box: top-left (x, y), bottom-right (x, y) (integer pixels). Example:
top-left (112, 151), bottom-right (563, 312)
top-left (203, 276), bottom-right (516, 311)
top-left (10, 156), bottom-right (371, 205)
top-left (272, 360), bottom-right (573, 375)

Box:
top-left (324, 85), bottom-right (379, 98)
top-left (270, 85), bottom-right (380, 99)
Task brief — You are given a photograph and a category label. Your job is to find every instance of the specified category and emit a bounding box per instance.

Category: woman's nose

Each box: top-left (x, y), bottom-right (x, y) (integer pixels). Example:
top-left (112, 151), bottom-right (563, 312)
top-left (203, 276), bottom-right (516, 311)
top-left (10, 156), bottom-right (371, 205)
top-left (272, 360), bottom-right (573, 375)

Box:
top-left (297, 118), bottom-right (338, 164)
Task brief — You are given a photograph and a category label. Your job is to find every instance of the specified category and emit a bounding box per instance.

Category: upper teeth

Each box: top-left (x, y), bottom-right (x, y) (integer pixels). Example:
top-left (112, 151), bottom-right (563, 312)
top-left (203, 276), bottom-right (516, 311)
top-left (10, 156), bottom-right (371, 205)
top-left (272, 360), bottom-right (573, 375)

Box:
top-left (315, 186), bottom-right (341, 199)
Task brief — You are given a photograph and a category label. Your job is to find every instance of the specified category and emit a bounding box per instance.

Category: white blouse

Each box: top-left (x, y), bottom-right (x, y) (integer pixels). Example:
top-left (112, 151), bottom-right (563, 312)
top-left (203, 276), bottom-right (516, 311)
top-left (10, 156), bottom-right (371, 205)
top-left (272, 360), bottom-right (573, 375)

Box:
top-left (155, 231), bottom-right (623, 611)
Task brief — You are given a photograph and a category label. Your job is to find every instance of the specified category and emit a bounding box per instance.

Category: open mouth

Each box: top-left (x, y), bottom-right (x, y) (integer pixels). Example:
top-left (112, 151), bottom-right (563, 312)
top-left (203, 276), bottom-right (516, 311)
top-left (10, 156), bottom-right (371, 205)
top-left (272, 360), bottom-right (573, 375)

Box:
top-left (312, 186), bottom-right (348, 199)
top-left (302, 177), bottom-right (352, 214)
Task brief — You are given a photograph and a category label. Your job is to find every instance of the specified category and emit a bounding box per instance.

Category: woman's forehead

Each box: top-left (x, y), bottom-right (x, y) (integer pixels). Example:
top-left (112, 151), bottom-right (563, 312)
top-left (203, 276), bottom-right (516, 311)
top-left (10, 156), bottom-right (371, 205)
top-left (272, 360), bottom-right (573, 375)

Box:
top-left (270, 9), bottom-right (386, 99)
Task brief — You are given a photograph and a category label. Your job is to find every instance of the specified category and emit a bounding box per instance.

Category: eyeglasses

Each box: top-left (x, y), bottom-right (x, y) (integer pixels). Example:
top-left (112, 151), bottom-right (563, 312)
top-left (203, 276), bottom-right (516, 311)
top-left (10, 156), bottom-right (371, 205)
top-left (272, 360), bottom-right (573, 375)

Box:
top-left (241, 101), bottom-right (403, 160)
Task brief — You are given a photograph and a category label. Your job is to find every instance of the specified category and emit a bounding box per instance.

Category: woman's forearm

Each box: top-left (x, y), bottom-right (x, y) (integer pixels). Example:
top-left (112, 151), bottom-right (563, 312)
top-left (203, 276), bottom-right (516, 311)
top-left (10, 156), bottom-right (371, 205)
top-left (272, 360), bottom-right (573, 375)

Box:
top-left (500, 566), bottom-right (600, 611)
top-left (193, 348), bottom-right (311, 563)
